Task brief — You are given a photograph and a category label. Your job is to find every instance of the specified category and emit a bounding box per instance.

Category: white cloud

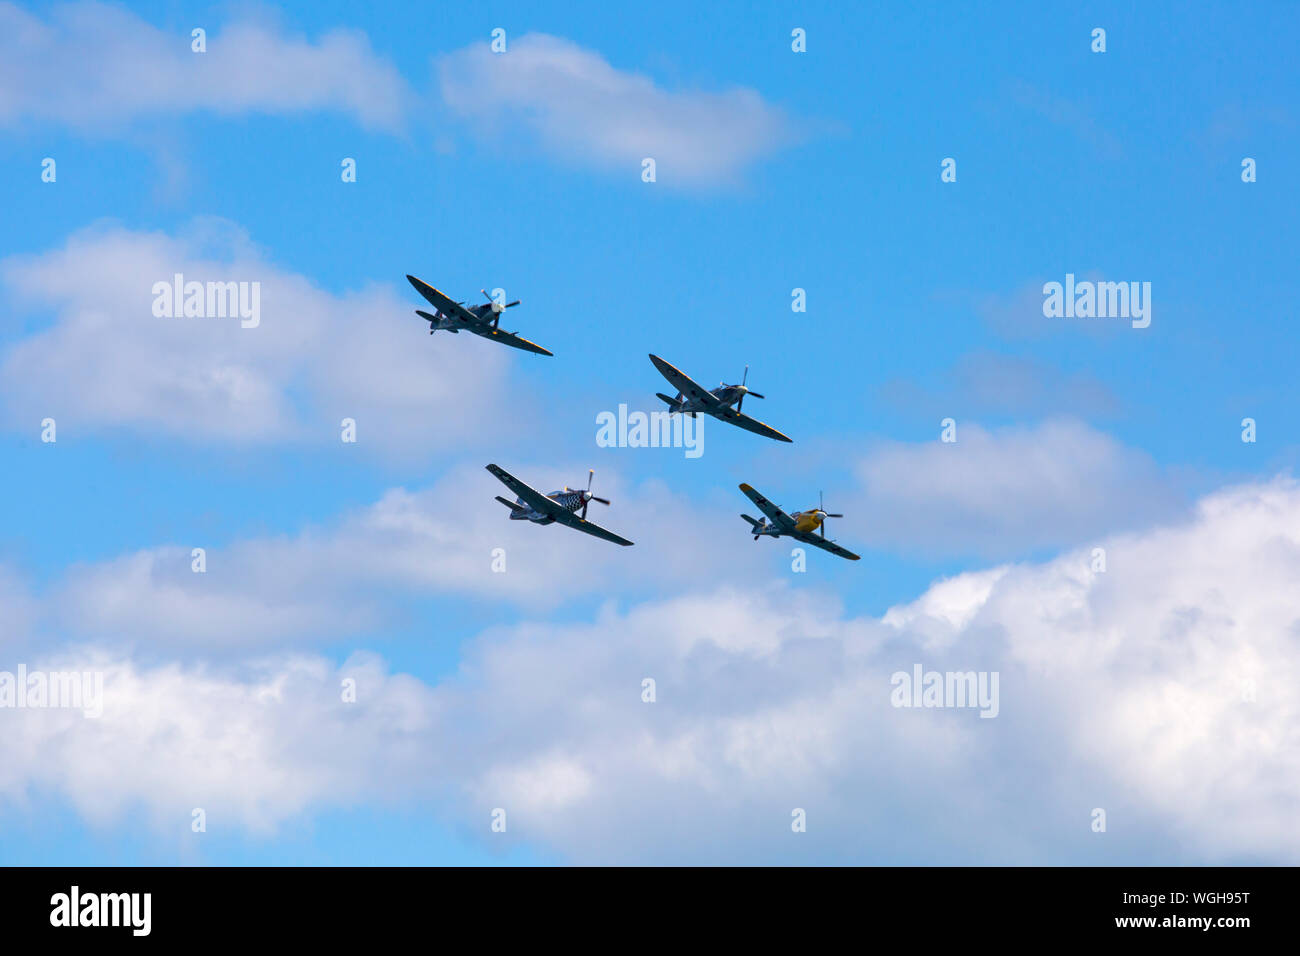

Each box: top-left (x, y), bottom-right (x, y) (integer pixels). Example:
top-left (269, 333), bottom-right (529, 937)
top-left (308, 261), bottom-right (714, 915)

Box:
top-left (425, 477), bottom-right (1300, 863)
top-left (437, 33), bottom-right (798, 183)
top-left (0, 220), bottom-right (527, 455)
top-left (852, 420), bottom-right (1187, 558)
top-left (0, 650), bottom-right (439, 832)
top-left (7, 478), bottom-right (1300, 863)
top-left (52, 463), bottom-right (775, 648)
top-left (0, 2), bottom-right (410, 130)
top-left (38, 420), bottom-right (1193, 649)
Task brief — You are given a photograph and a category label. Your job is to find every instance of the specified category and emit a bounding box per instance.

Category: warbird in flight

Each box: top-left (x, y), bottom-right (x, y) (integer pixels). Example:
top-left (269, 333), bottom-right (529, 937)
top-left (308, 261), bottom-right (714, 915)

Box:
top-left (648, 354), bottom-right (792, 442)
top-left (737, 483), bottom-right (860, 561)
top-left (406, 275), bottom-right (553, 356)
top-left (487, 464), bottom-right (634, 547)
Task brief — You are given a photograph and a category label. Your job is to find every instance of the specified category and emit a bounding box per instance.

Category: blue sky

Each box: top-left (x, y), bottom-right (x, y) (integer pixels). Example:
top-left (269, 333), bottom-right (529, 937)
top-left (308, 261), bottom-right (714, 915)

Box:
top-left (1, 1), bottom-right (1298, 865)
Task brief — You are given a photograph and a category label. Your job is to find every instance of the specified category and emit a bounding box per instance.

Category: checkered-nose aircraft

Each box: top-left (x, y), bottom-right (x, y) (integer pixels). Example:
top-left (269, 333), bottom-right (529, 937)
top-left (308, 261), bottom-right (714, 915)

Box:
top-left (648, 354), bottom-right (793, 442)
top-left (487, 464), bottom-right (634, 547)
top-left (407, 275), bottom-right (553, 356)
top-left (738, 483), bottom-right (861, 560)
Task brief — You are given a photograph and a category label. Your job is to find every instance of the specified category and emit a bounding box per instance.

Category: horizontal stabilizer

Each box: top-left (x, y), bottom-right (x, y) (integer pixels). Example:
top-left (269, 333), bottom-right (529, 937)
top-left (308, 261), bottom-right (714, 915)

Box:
top-left (656, 392), bottom-right (681, 411)
top-left (741, 514), bottom-right (760, 527)
top-left (495, 496), bottom-right (521, 510)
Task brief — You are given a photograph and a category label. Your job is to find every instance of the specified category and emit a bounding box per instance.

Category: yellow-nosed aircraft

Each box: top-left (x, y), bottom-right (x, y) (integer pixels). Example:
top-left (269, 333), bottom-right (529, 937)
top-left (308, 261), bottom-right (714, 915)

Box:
top-left (738, 483), bottom-right (860, 560)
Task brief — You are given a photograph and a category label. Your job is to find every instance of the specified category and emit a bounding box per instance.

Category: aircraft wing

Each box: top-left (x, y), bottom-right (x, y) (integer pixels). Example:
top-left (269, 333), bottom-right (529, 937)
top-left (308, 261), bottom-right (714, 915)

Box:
top-left (486, 465), bottom-right (633, 546)
top-left (486, 464), bottom-right (557, 514)
top-left (407, 275), bottom-right (480, 324)
top-left (737, 483), bottom-right (796, 530)
top-left (545, 508), bottom-right (635, 547)
top-left (466, 324), bottom-right (554, 357)
top-left (713, 406), bottom-right (794, 442)
top-left (649, 354), bottom-right (720, 407)
top-left (792, 529), bottom-right (861, 561)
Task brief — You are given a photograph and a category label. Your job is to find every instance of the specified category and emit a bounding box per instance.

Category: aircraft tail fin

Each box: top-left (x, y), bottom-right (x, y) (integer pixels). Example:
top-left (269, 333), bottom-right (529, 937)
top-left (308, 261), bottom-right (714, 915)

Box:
top-left (741, 514), bottom-right (760, 528)
top-left (656, 392), bottom-right (682, 411)
top-left (419, 309), bottom-right (458, 333)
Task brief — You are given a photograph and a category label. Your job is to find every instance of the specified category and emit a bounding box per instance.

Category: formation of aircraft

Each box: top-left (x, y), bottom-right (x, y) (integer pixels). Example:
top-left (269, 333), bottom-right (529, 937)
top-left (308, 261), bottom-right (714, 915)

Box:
top-left (738, 484), bottom-right (861, 561)
top-left (648, 354), bottom-right (793, 443)
top-left (407, 273), bottom-right (859, 557)
top-left (406, 275), bottom-right (553, 356)
top-left (486, 464), bottom-right (634, 547)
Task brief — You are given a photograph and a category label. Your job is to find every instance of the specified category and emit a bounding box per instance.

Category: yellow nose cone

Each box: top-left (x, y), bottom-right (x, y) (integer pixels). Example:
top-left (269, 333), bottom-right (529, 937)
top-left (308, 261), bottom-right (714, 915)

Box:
top-left (794, 513), bottom-right (821, 533)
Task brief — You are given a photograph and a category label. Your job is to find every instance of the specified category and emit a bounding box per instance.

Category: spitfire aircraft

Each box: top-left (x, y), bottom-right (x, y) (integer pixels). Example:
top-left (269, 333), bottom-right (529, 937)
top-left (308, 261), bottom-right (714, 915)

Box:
top-left (738, 483), bottom-right (860, 560)
top-left (407, 275), bottom-right (553, 356)
top-left (649, 354), bottom-right (792, 442)
top-left (487, 464), bottom-right (634, 547)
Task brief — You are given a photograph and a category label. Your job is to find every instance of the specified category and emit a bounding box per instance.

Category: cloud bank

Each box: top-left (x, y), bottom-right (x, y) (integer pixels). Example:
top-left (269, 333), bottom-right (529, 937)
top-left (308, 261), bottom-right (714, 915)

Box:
top-left (4, 477), bottom-right (1298, 863)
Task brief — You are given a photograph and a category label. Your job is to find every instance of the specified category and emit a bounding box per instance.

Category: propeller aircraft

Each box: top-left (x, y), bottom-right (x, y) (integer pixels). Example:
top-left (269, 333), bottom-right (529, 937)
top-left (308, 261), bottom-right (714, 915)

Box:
top-left (407, 275), bottom-right (553, 356)
top-left (738, 483), bottom-right (860, 560)
top-left (487, 464), bottom-right (634, 547)
top-left (648, 354), bottom-right (792, 442)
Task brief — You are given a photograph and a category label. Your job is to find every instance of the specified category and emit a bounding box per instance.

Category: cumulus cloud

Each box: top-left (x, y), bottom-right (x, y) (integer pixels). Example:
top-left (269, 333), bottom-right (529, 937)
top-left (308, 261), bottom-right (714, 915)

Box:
top-left (373, 476), bottom-right (1300, 863)
top-left (6, 478), bottom-right (1300, 863)
top-left (0, 649), bottom-right (439, 832)
top-left (40, 419), bottom-right (1195, 647)
top-left (852, 420), bottom-right (1187, 559)
top-left (0, 220), bottom-right (527, 454)
top-left (52, 463), bottom-right (775, 648)
top-left (0, 1), bottom-right (411, 130)
top-left (437, 33), bottom-right (798, 183)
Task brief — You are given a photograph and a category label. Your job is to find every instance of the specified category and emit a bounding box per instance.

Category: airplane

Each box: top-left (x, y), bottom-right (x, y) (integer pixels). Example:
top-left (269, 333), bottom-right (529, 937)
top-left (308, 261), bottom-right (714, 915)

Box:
top-left (406, 275), bottom-right (554, 356)
top-left (737, 483), bottom-right (861, 561)
top-left (648, 354), bottom-right (793, 442)
top-left (486, 464), bottom-right (634, 547)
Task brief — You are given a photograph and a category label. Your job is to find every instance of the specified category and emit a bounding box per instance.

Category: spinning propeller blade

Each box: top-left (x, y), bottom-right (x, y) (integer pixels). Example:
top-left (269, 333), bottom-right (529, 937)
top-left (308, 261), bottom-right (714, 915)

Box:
top-left (481, 289), bottom-right (519, 313)
top-left (736, 364), bottom-right (765, 412)
top-left (580, 470), bottom-right (610, 518)
top-left (816, 491), bottom-right (844, 536)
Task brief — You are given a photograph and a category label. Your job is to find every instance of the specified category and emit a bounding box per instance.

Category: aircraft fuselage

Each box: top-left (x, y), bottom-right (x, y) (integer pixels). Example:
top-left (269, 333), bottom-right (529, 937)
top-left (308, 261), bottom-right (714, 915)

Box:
top-left (673, 384), bottom-right (745, 414)
top-left (427, 302), bottom-right (499, 332)
top-left (508, 488), bottom-right (587, 523)
top-left (751, 510), bottom-right (827, 537)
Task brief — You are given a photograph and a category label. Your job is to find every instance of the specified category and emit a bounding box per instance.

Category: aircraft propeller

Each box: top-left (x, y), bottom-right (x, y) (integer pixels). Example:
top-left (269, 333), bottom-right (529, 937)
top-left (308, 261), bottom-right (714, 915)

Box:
top-left (816, 491), bottom-right (844, 538)
top-left (735, 365), bottom-right (765, 413)
top-left (581, 469), bottom-right (611, 519)
top-left (481, 289), bottom-right (521, 313)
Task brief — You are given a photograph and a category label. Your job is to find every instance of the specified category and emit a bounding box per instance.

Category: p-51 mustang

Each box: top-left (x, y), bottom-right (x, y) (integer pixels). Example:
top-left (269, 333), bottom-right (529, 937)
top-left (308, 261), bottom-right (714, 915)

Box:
top-left (738, 483), bottom-right (860, 560)
top-left (407, 275), bottom-right (553, 356)
top-left (649, 354), bottom-right (792, 442)
top-left (487, 464), bottom-right (634, 547)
